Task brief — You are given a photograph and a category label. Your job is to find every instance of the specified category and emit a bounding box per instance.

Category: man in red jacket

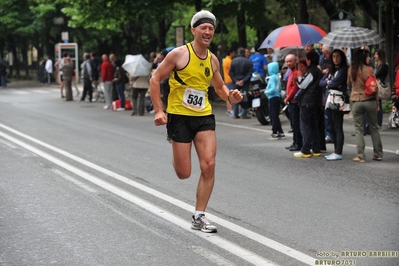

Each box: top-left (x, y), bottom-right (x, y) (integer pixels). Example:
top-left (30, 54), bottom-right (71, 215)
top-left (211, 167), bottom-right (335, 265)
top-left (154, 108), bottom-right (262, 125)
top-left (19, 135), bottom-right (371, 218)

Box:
top-left (284, 54), bottom-right (302, 151)
top-left (101, 54), bottom-right (115, 109)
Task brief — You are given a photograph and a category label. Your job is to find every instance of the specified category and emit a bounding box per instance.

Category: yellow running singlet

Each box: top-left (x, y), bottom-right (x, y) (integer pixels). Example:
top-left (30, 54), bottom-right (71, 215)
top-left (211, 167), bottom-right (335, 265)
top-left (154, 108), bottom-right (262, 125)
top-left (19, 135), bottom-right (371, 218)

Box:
top-left (166, 43), bottom-right (214, 116)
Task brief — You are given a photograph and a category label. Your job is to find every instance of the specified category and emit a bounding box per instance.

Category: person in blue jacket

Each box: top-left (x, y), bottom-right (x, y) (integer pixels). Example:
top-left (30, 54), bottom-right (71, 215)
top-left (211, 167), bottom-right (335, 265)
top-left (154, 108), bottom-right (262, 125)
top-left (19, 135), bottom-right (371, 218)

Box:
top-left (249, 43), bottom-right (268, 76)
top-left (266, 62), bottom-right (285, 140)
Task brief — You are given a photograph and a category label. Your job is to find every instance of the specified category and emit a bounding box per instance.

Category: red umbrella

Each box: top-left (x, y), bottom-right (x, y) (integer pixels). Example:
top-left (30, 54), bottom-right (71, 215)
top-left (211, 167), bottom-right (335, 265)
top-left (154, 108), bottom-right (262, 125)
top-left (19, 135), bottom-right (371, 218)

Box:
top-left (259, 24), bottom-right (327, 49)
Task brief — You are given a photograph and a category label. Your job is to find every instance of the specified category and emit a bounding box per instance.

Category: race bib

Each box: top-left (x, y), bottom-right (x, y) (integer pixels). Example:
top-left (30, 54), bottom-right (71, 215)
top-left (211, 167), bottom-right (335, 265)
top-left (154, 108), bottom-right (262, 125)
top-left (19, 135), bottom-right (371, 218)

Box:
top-left (182, 88), bottom-right (206, 110)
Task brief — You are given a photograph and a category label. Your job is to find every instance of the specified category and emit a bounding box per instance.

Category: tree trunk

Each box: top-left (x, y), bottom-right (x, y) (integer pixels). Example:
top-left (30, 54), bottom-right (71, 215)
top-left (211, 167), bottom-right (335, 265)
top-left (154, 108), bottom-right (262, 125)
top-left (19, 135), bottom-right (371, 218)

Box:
top-left (21, 40), bottom-right (29, 77)
top-left (11, 37), bottom-right (19, 79)
top-left (386, 3), bottom-right (394, 88)
top-left (317, 0), bottom-right (337, 18)
top-left (297, 0), bottom-right (309, 24)
top-left (237, 3), bottom-right (247, 48)
top-left (194, 0), bottom-right (202, 12)
top-left (157, 20), bottom-right (167, 51)
top-left (124, 20), bottom-right (134, 54)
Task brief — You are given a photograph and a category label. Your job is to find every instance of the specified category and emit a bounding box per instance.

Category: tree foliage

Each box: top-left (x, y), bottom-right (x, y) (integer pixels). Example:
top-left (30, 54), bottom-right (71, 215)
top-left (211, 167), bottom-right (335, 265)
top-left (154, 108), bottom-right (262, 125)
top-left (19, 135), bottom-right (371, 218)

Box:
top-left (0, 0), bottom-right (398, 78)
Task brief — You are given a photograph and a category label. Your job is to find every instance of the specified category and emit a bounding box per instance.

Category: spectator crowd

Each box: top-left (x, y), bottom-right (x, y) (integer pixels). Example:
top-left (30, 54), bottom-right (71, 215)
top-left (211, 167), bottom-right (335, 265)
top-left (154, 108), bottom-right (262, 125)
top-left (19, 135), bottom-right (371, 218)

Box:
top-left (24, 41), bottom-right (399, 161)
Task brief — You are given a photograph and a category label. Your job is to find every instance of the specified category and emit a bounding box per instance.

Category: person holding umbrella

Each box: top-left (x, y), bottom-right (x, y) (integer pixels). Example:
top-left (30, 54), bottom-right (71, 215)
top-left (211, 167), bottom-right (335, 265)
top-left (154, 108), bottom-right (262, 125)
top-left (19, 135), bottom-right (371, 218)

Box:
top-left (348, 48), bottom-right (383, 162)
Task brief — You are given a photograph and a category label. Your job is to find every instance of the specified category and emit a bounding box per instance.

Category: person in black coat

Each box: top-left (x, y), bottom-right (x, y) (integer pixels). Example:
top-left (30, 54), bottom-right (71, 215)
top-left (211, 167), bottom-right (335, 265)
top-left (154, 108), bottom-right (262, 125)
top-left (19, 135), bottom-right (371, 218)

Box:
top-left (294, 50), bottom-right (323, 158)
top-left (374, 49), bottom-right (389, 128)
top-left (229, 47), bottom-right (253, 119)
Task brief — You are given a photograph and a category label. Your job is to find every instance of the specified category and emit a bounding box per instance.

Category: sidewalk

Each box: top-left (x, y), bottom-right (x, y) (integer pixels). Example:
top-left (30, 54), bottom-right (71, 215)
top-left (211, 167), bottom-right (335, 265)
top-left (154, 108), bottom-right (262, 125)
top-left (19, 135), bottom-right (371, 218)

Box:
top-left (210, 96), bottom-right (396, 134)
top-left (4, 79), bottom-right (396, 132)
top-left (5, 79), bottom-right (83, 90)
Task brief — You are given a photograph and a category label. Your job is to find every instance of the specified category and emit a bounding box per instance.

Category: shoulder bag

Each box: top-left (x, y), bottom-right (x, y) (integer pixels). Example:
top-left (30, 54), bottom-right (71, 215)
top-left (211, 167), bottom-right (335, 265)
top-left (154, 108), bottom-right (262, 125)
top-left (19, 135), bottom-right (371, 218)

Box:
top-left (377, 77), bottom-right (391, 100)
top-left (358, 67), bottom-right (378, 96)
top-left (325, 89), bottom-right (350, 114)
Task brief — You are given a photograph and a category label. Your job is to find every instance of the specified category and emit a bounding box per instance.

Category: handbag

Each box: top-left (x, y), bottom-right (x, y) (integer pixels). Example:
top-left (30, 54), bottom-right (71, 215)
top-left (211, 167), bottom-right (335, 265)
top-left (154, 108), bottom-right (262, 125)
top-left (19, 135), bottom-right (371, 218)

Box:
top-left (325, 89), bottom-right (350, 114)
top-left (358, 67), bottom-right (378, 96)
top-left (377, 78), bottom-right (391, 100)
top-left (387, 110), bottom-right (399, 129)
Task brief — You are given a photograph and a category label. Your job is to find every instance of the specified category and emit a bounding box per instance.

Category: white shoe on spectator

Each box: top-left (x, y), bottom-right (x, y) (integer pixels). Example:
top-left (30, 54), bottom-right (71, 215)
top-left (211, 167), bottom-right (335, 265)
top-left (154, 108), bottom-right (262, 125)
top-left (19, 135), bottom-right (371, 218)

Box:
top-left (116, 107), bottom-right (125, 111)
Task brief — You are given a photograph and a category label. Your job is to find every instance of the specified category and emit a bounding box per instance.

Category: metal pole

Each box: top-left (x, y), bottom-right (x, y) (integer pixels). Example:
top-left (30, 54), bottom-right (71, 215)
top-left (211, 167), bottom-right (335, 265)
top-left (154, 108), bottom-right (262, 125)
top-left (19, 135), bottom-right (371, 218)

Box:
top-left (378, 3), bottom-right (382, 49)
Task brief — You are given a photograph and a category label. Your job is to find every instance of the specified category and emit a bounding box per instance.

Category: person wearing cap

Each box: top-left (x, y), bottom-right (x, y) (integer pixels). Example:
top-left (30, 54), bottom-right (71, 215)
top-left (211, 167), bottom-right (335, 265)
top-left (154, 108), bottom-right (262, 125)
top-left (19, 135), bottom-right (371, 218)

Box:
top-left (150, 10), bottom-right (242, 233)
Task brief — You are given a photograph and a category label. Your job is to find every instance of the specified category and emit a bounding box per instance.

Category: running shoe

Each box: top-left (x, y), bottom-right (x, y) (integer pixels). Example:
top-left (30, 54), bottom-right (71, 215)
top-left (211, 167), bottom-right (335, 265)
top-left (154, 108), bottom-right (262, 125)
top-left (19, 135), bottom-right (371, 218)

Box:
top-left (326, 153), bottom-right (343, 161)
top-left (191, 214), bottom-right (217, 233)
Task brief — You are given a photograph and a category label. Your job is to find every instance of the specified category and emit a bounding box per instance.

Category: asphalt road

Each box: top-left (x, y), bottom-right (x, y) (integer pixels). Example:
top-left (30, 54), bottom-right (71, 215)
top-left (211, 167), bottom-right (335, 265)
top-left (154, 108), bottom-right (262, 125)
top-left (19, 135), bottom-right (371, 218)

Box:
top-left (0, 81), bottom-right (398, 266)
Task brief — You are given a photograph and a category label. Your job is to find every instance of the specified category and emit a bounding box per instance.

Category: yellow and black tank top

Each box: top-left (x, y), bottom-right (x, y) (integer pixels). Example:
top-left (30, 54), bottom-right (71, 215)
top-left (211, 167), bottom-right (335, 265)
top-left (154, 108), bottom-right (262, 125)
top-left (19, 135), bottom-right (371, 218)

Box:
top-left (166, 43), bottom-right (213, 116)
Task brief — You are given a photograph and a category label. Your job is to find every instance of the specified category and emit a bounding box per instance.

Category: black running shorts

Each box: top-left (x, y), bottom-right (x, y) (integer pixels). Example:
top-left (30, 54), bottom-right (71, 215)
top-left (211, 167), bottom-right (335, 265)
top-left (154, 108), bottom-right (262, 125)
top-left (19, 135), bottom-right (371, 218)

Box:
top-left (167, 114), bottom-right (216, 143)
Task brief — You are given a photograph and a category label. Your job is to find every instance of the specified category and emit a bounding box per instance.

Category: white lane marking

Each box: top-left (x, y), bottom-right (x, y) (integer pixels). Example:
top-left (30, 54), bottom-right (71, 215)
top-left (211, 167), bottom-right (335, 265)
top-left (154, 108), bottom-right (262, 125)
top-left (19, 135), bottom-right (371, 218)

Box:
top-left (217, 121), bottom-right (275, 134)
top-left (216, 121), bottom-right (294, 138)
top-left (32, 89), bottom-right (50, 93)
top-left (0, 138), bottom-right (37, 157)
top-left (217, 122), bottom-right (398, 155)
top-left (51, 168), bottom-right (97, 193)
top-left (191, 245), bottom-right (236, 266)
top-left (0, 130), bottom-right (277, 266)
top-left (0, 138), bottom-right (18, 149)
top-left (11, 90), bottom-right (29, 95)
top-left (0, 123), bottom-right (315, 265)
top-left (346, 143), bottom-right (396, 154)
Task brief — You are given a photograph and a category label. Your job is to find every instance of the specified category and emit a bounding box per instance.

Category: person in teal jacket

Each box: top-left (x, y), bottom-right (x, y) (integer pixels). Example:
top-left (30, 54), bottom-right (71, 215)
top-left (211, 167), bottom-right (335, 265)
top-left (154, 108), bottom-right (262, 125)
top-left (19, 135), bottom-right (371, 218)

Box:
top-left (266, 62), bottom-right (285, 140)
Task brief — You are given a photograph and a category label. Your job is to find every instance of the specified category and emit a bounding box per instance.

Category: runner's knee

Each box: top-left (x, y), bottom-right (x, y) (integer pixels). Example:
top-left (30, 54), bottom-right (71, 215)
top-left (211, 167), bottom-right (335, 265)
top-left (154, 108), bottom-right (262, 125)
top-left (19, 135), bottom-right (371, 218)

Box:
top-left (200, 159), bottom-right (215, 177)
top-left (175, 168), bottom-right (191, 179)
